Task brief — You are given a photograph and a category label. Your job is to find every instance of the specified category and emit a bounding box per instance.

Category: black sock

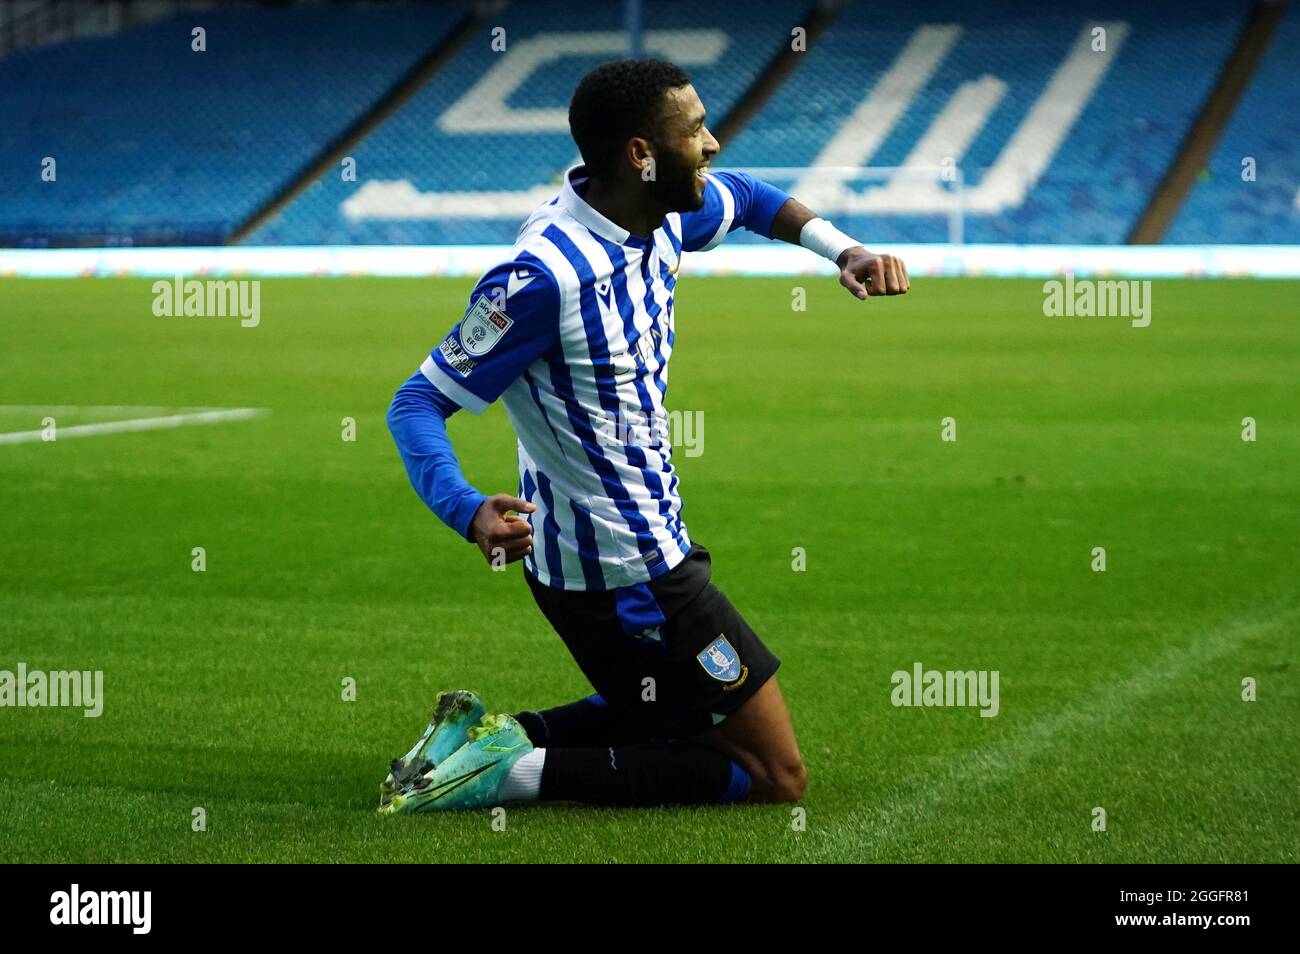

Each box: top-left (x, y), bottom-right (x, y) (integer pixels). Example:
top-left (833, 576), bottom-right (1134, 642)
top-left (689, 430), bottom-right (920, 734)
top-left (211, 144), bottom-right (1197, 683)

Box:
top-left (513, 694), bottom-right (659, 748)
top-left (537, 740), bottom-right (751, 806)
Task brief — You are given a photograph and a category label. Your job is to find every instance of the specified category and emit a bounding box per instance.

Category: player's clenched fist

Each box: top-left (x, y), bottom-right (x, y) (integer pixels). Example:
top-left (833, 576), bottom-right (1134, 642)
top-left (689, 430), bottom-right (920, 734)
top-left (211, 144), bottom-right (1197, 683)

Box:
top-left (837, 247), bottom-right (910, 299)
top-left (471, 494), bottom-right (535, 565)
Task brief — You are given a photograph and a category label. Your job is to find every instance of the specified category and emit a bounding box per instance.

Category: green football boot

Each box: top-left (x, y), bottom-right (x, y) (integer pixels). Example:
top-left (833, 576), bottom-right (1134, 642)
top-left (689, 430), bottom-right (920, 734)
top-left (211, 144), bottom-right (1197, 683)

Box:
top-left (380, 713), bottom-right (533, 813)
top-left (379, 690), bottom-right (487, 808)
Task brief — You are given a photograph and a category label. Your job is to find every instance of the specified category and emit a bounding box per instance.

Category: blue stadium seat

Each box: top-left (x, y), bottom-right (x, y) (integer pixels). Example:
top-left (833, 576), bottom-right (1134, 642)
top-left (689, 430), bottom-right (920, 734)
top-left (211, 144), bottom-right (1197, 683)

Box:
top-left (0, 5), bottom-right (464, 245)
top-left (1166, 4), bottom-right (1300, 244)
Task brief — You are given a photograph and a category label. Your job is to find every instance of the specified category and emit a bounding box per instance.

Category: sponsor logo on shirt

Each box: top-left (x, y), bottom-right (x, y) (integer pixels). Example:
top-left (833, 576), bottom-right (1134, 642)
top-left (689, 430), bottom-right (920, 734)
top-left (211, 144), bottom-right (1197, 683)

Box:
top-left (635, 332), bottom-right (656, 366)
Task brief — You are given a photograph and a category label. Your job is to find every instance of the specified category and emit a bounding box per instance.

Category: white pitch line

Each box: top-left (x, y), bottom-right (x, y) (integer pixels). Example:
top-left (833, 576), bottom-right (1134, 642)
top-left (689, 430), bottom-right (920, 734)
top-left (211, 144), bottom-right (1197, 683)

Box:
top-left (0, 404), bottom-right (226, 415)
top-left (0, 407), bottom-right (269, 445)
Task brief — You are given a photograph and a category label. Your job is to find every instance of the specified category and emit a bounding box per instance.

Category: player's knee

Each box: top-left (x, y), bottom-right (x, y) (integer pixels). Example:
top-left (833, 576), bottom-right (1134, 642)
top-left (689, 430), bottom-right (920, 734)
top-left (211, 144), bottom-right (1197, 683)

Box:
top-left (770, 759), bottom-right (807, 803)
top-left (750, 758), bottom-right (805, 803)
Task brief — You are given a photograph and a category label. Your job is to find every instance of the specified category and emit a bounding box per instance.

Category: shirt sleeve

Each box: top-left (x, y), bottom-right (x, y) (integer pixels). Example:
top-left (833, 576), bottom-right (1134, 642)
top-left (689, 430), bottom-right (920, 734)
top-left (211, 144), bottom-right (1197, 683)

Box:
top-left (677, 171), bottom-right (792, 253)
top-left (418, 255), bottom-right (561, 413)
top-left (386, 370), bottom-right (486, 542)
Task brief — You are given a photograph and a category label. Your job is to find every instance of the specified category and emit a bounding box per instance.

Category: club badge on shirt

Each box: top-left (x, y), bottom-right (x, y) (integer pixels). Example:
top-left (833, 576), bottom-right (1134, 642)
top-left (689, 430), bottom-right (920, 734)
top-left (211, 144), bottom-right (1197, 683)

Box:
top-left (459, 294), bottom-right (513, 357)
top-left (697, 634), bottom-right (743, 683)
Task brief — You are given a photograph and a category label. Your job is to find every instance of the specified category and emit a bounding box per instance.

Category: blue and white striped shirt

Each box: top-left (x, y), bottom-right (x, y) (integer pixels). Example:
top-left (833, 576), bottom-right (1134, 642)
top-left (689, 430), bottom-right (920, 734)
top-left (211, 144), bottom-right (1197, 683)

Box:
top-left (408, 164), bottom-right (789, 591)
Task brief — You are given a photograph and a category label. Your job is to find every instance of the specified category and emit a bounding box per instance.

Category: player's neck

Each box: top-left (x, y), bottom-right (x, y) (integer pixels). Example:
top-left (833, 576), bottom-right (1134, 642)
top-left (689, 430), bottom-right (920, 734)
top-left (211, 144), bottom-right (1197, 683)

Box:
top-left (580, 176), bottom-right (667, 240)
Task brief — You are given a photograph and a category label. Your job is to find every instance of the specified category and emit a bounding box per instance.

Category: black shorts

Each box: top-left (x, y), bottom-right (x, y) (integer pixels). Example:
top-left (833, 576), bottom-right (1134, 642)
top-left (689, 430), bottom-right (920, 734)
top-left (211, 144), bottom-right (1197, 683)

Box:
top-left (525, 543), bottom-right (780, 738)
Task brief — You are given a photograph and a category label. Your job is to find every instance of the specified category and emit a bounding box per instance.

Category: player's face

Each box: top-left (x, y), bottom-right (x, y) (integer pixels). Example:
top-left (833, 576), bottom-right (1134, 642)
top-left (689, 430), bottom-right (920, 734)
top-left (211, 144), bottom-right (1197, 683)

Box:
top-left (649, 84), bottom-right (720, 212)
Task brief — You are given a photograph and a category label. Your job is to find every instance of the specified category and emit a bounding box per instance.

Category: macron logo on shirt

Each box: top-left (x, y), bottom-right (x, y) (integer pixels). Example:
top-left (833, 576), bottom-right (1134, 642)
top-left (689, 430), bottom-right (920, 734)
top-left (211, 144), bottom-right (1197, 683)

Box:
top-left (507, 268), bottom-right (535, 298)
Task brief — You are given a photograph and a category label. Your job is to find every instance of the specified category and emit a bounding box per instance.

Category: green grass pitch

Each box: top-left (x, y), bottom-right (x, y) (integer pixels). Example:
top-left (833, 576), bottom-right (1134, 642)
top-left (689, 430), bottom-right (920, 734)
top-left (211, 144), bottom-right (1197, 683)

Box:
top-left (1, 274), bottom-right (1296, 863)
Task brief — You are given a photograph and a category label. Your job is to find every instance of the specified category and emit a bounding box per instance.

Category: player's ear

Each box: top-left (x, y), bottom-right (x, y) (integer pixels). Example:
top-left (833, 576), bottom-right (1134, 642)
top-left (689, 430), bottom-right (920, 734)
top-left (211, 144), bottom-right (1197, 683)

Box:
top-left (628, 137), bottom-right (655, 179)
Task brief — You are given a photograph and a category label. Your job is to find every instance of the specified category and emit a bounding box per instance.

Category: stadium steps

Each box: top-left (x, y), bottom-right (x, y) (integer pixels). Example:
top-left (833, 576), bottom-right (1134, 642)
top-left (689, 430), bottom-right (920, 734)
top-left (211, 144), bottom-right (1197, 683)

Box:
top-left (1128, 0), bottom-right (1287, 243)
top-left (713, 0), bottom-right (842, 156)
top-left (227, 2), bottom-right (489, 245)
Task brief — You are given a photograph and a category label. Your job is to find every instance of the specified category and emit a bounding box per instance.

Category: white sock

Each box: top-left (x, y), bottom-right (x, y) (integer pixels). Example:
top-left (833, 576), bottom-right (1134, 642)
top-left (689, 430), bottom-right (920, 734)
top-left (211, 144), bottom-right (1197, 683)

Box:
top-left (498, 748), bottom-right (545, 802)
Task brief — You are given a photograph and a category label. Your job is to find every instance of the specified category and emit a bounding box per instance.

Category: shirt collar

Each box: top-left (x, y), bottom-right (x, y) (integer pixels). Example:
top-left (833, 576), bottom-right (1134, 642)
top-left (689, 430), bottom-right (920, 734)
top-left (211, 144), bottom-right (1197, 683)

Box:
top-left (559, 164), bottom-right (655, 249)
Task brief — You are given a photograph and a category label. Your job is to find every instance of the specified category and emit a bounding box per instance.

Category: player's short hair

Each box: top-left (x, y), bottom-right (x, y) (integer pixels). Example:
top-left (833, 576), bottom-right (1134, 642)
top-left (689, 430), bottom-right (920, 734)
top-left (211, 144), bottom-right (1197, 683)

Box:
top-left (569, 59), bottom-right (693, 178)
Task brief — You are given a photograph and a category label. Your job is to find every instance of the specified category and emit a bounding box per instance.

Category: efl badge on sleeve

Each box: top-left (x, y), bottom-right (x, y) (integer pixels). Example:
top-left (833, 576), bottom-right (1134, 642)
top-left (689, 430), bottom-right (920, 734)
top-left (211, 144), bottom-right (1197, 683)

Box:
top-left (459, 294), bottom-right (513, 357)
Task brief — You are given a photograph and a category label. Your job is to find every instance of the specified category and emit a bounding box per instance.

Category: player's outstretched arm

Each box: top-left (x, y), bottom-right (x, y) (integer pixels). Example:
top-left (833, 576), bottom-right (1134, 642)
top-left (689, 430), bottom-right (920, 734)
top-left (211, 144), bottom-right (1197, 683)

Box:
top-left (768, 195), bottom-right (910, 300)
top-left (684, 172), bottom-right (909, 300)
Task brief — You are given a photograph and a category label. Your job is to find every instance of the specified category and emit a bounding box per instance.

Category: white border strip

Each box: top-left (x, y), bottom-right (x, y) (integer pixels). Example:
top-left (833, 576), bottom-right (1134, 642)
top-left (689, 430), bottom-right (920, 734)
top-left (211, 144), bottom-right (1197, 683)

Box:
top-left (1, 244), bottom-right (1298, 279)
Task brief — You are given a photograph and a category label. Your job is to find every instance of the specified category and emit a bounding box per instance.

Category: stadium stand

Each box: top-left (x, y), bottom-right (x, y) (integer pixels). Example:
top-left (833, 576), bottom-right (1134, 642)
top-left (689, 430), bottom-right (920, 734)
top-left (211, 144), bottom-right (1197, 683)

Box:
top-left (1166, 2), bottom-right (1300, 244)
top-left (2, 0), bottom-right (1294, 248)
top-left (0, 5), bottom-right (464, 246)
top-left (247, 0), bottom-right (814, 246)
top-left (718, 0), bottom-right (1254, 245)
top-left (254, 0), bottom-right (1258, 246)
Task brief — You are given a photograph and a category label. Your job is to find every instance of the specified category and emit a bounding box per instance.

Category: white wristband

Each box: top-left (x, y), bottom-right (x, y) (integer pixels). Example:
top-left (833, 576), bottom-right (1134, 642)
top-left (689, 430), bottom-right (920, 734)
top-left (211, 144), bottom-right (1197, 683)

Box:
top-left (799, 217), bottom-right (860, 264)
